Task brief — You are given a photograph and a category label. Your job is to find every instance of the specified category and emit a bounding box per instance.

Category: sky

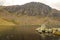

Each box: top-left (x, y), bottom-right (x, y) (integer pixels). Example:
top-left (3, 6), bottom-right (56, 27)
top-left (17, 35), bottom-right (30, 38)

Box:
top-left (0, 0), bottom-right (60, 10)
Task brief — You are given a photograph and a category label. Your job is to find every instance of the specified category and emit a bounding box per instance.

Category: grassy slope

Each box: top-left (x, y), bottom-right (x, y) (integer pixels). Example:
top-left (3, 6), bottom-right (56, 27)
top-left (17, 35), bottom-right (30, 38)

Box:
top-left (0, 8), bottom-right (16, 25)
top-left (15, 16), bottom-right (60, 26)
top-left (0, 18), bottom-right (15, 25)
top-left (0, 7), bottom-right (60, 26)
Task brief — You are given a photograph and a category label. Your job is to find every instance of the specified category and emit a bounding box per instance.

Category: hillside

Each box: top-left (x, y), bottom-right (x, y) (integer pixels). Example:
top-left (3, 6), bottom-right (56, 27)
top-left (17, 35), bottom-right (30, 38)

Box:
top-left (0, 2), bottom-right (60, 27)
top-left (0, 18), bottom-right (15, 25)
top-left (4, 2), bottom-right (52, 17)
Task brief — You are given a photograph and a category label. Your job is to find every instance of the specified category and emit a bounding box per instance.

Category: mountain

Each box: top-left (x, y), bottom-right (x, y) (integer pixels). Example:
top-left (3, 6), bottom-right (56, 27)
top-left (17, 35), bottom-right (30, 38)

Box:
top-left (4, 2), bottom-right (52, 17)
top-left (0, 2), bottom-right (60, 26)
top-left (50, 9), bottom-right (60, 18)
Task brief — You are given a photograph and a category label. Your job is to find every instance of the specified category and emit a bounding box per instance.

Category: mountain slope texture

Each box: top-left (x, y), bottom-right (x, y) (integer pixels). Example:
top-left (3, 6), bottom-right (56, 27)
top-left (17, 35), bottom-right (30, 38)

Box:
top-left (0, 2), bottom-right (60, 27)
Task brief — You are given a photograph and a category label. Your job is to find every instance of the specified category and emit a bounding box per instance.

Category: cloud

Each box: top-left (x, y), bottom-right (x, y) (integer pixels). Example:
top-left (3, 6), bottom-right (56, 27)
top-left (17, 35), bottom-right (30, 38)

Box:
top-left (1, 0), bottom-right (60, 10)
top-left (50, 2), bottom-right (60, 10)
top-left (0, 0), bottom-right (5, 5)
top-left (39, 0), bottom-right (60, 10)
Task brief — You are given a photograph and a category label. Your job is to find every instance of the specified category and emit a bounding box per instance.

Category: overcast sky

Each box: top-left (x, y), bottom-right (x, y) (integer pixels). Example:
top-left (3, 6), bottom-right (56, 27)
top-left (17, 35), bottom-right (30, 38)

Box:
top-left (0, 0), bottom-right (60, 10)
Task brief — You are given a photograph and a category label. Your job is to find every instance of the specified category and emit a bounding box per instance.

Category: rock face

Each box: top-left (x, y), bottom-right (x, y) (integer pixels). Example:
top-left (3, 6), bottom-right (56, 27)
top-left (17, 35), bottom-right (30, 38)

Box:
top-left (3, 2), bottom-right (60, 18)
top-left (4, 2), bottom-right (52, 17)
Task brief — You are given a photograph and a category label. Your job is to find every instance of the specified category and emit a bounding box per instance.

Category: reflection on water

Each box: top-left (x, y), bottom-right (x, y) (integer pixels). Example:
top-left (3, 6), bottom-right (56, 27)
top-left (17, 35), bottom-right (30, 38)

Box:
top-left (40, 35), bottom-right (60, 40)
top-left (0, 25), bottom-right (60, 40)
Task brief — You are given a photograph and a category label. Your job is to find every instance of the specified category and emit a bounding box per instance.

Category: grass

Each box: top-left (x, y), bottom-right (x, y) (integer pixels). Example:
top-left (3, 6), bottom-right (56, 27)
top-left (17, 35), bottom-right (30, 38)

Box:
top-left (0, 18), bottom-right (15, 25)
